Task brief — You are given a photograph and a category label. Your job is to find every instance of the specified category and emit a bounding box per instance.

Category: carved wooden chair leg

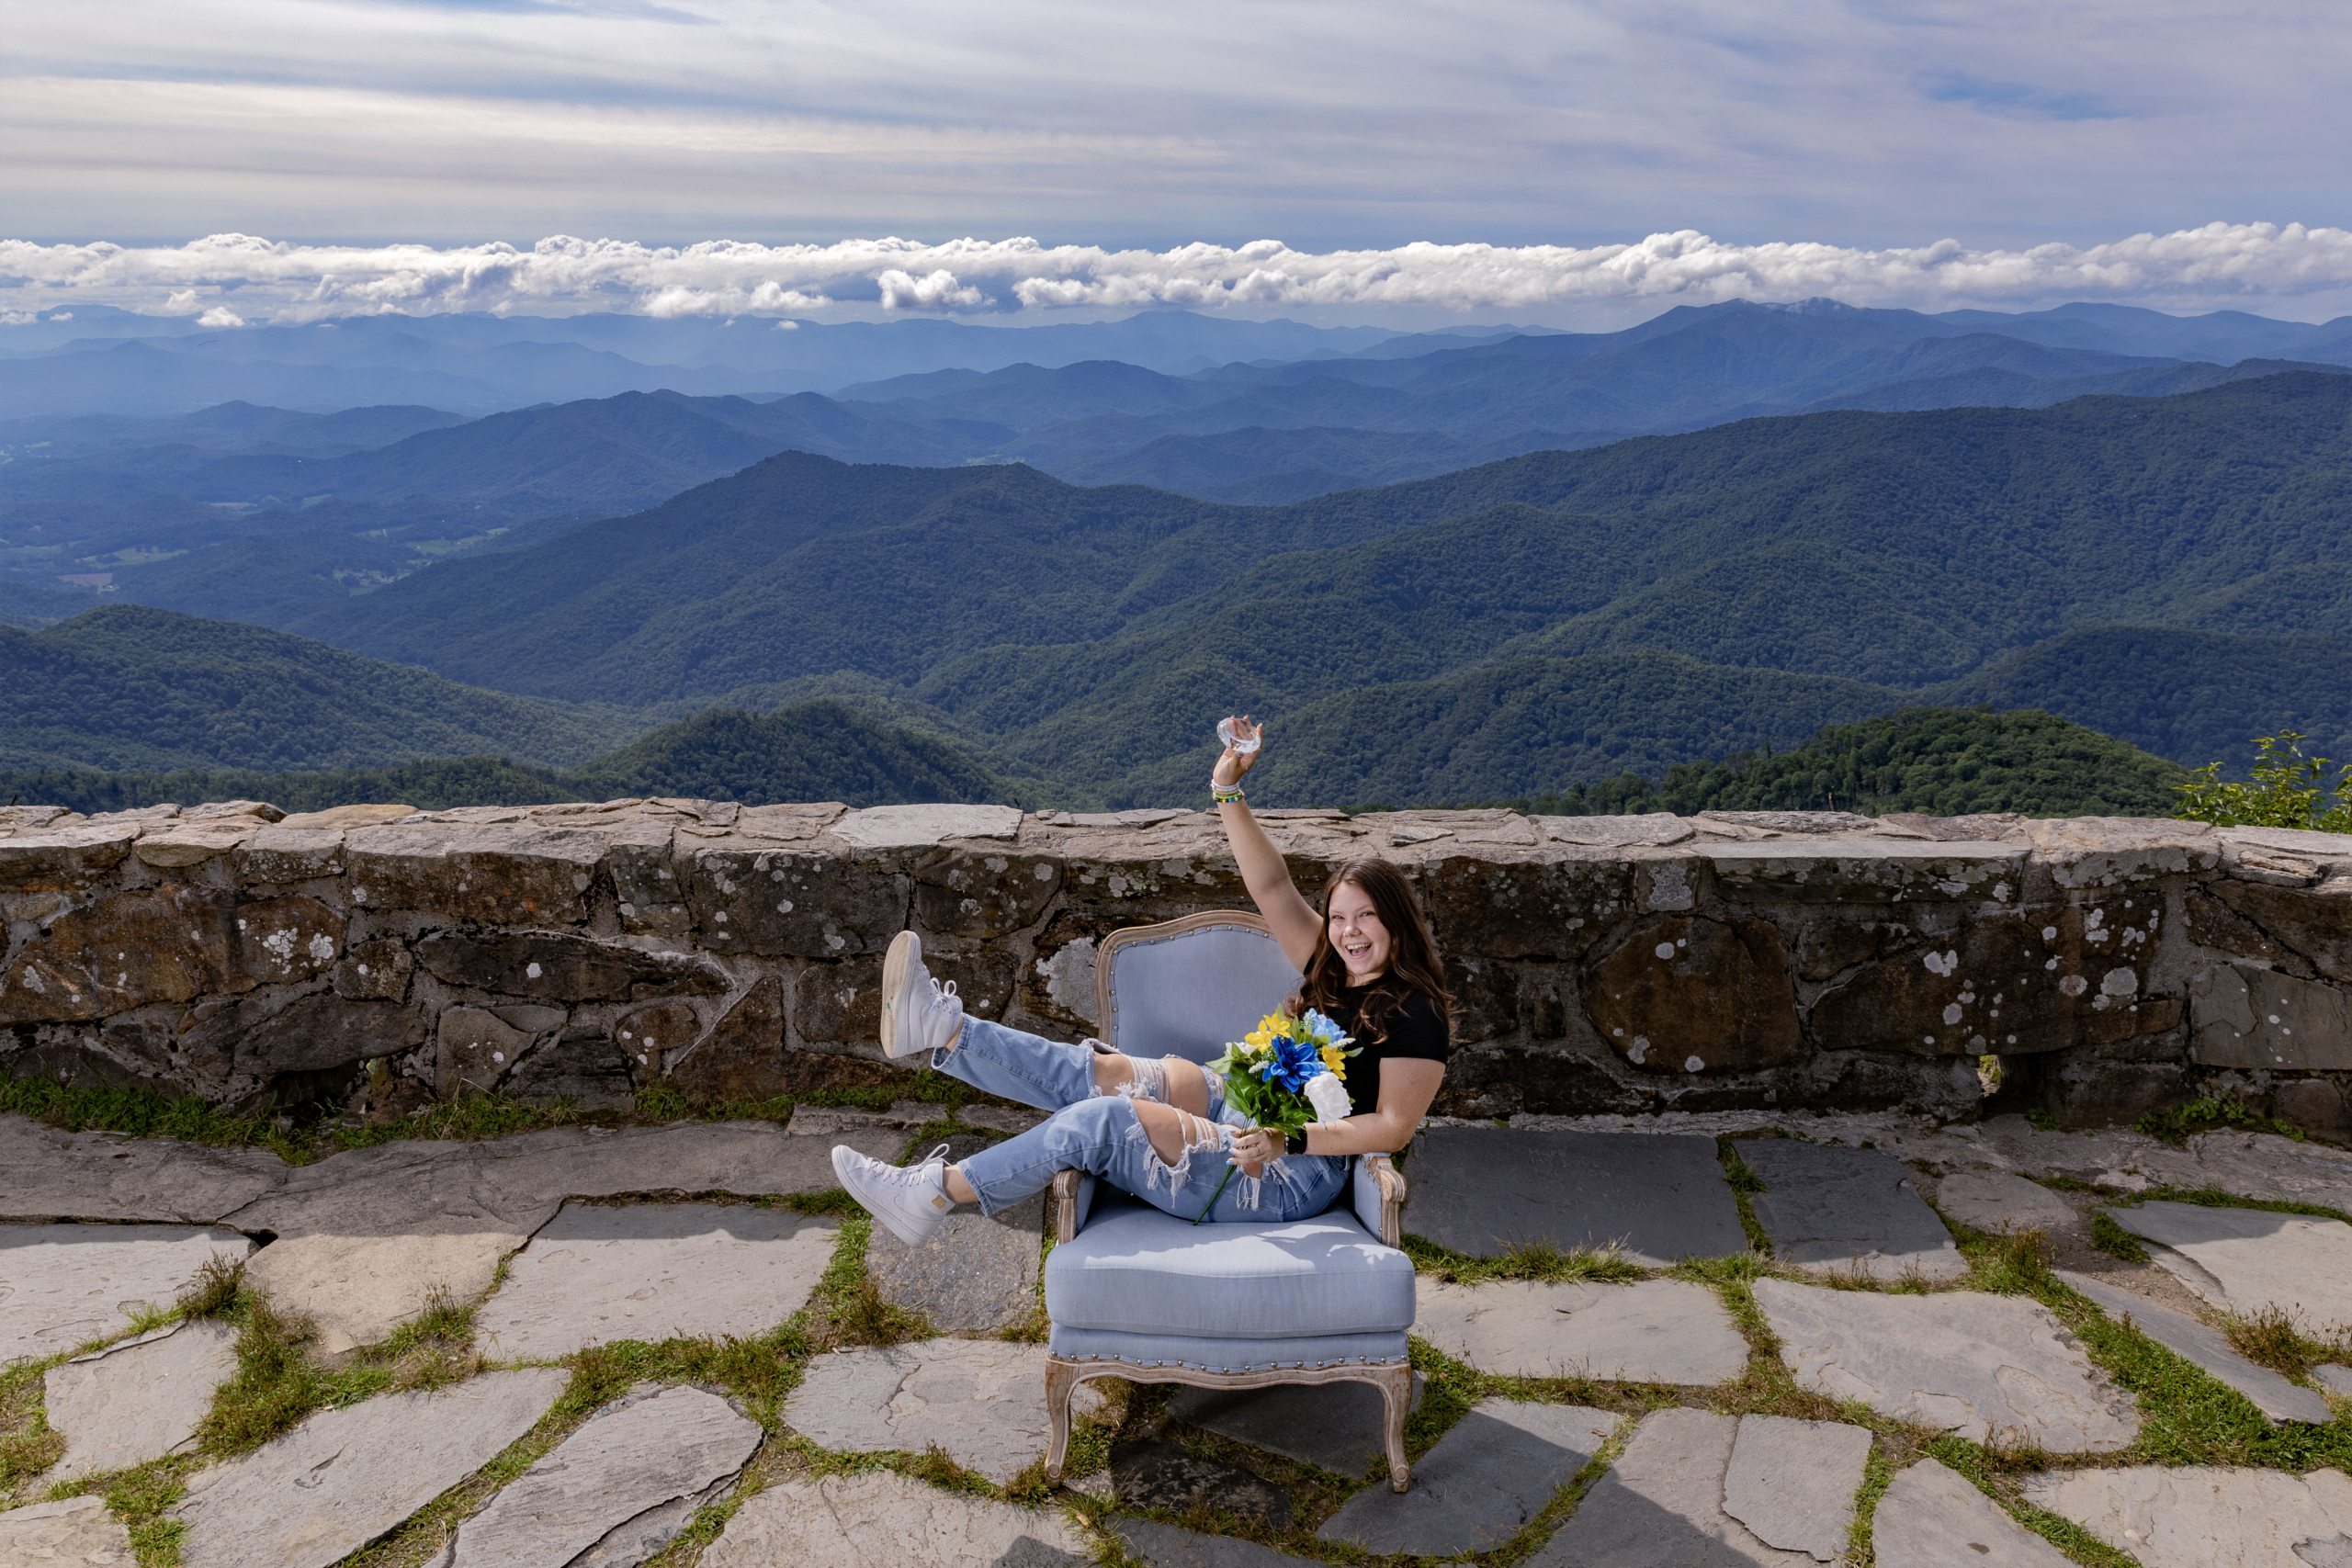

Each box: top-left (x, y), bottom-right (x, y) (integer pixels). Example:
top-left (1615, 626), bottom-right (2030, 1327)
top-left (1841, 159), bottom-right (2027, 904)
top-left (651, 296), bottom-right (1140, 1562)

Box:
top-left (1042, 1357), bottom-right (1082, 1485)
top-left (1377, 1363), bottom-right (1414, 1492)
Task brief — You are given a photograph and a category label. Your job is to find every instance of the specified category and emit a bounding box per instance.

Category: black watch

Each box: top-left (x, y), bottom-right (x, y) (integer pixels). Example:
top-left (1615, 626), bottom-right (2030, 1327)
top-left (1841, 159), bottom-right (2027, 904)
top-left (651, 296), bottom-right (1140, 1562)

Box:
top-left (1283, 1128), bottom-right (1310, 1156)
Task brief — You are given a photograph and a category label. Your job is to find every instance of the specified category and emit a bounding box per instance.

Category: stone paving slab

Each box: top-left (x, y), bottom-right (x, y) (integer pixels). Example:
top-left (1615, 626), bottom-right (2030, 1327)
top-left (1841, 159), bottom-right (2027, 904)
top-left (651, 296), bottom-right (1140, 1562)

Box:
top-left (1722, 1414), bottom-right (1872, 1562)
top-left (476, 1201), bottom-right (837, 1361)
top-left (2109, 1200), bottom-right (2352, 1332)
top-left (1317, 1397), bottom-right (1615, 1556)
top-left (1931, 1168), bottom-right (2086, 1243)
top-left (1531, 1408), bottom-right (1860, 1565)
top-left (0, 1223), bottom-right (250, 1365)
top-left (1110, 1438), bottom-right (1291, 1529)
top-left (1871, 1459), bottom-right (2074, 1567)
top-left (783, 1337), bottom-right (1107, 1484)
top-left (0, 1115), bottom-right (284, 1224)
top-left (2024, 1464), bottom-right (2352, 1567)
top-left (2319, 1364), bottom-right (2352, 1398)
top-left (1167, 1377), bottom-right (1422, 1476)
top-left (868, 1133), bottom-right (1043, 1333)
top-left (0, 1494), bottom-right (138, 1564)
top-left (222, 1123), bottom-right (897, 1359)
top-left (1407, 1128), bottom-right (1748, 1264)
top-left (699, 1471), bottom-right (1093, 1565)
top-left (1737, 1140), bottom-right (1962, 1280)
top-left (1413, 1278), bottom-right (1748, 1383)
top-left (427, 1383), bottom-right (762, 1567)
top-left (1752, 1278), bottom-right (2139, 1452)
top-left (2059, 1268), bottom-right (2330, 1423)
top-left (44, 1318), bottom-right (239, 1480)
top-left (1112, 1517), bottom-right (1324, 1567)
top-left (169, 1368), bottom-right (568, 1568)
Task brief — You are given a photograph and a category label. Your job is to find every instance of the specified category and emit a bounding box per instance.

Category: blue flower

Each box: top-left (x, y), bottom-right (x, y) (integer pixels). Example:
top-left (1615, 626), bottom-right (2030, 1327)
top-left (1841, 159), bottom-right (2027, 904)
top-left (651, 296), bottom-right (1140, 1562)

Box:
top-left (1255, 1035), bottom-right (1322, 1093)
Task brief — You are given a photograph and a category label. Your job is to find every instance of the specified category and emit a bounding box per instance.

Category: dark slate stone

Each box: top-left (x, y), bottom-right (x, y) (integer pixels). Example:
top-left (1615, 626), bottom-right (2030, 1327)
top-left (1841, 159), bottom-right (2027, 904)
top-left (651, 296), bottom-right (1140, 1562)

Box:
top-left (1111, 1519), bottom-right (1322, 1567)
top-left (414, 931), bottom-right (725, 1002)
top-left (1168, 1378), bottom-right (1421, 1478)
top-left (1405, 1128), bottom-right (1747, 1264)
top-left (1316, 1399), bottom-right (1614, 1557)
top-left (1737, 1139), bottom-right (1963, 1280)
top-left (1109, 1440), bottom-right (1291, 1529)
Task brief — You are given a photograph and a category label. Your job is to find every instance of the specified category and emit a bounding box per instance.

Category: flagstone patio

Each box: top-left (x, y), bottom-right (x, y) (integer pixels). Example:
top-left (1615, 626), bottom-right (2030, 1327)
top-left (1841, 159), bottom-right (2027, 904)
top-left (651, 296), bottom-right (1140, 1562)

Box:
top-left (5, 1106), bottom-right (2351, 1565)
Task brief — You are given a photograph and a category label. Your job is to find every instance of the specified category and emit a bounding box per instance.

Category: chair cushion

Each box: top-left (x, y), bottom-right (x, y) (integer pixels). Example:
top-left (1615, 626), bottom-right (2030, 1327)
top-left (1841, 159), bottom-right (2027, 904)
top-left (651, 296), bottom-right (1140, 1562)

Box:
top-left (1048, 1325), bottom-right (1409, 1374)
top-left (1046, 1197), bottom-right (1416, 1339)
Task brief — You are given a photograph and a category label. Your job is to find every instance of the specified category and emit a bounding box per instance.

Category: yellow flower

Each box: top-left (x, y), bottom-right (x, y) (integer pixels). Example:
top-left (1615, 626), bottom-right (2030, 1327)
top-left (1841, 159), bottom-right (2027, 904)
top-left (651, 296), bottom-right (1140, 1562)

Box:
top-left (1320, 1043), bottom-right (1349, 1077)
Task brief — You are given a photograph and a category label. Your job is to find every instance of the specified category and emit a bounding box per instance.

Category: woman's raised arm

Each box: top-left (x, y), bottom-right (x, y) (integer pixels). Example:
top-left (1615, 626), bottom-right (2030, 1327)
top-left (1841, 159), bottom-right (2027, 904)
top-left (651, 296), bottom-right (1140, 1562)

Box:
top-left (1211, 716), bottom-right (1321, 970)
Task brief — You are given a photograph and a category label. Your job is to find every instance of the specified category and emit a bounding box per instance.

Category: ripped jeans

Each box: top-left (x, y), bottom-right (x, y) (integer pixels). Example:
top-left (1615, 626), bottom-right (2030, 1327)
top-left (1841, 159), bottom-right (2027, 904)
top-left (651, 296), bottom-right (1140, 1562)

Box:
top-left (939, 1017), bottom-right (1351, 1224)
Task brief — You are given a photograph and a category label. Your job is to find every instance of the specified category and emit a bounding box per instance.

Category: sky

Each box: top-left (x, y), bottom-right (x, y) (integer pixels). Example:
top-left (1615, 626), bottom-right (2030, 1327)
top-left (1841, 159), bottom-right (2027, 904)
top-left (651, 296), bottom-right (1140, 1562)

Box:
top-left (5, 0), bottom-right (2350, 324)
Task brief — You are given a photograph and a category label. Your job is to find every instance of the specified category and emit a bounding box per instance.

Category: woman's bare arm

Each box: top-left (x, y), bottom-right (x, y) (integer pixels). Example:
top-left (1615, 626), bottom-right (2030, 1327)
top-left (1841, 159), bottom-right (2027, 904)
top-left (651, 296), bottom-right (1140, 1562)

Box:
top-left (1212, 719), bottom-right (1319, 968)
top-left (1229, 1057), bottom-right (1443, 1170)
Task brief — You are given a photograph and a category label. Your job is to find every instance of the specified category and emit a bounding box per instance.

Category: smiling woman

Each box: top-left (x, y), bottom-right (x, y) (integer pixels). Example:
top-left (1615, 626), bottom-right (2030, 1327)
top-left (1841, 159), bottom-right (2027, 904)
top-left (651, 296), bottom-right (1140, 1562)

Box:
top-left (827, 716), bottom-right (1454, 1242)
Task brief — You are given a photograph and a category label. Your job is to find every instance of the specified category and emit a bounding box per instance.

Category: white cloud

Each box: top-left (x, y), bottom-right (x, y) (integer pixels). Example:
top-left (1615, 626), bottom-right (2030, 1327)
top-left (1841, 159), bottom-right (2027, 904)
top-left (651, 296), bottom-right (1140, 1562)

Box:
top-left (3, 223), bottom-right (2352, 323)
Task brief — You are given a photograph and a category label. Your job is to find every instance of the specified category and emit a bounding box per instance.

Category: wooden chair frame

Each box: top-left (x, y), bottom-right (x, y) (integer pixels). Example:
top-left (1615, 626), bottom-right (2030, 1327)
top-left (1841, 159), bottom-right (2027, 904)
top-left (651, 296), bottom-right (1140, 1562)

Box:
top-left (1042, 909), bottom-right (1416, 1492)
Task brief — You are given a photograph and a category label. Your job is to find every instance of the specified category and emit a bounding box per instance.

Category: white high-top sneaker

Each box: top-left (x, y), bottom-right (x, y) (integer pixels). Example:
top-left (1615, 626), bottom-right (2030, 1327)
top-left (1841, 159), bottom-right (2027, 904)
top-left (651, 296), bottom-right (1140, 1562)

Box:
top-left (880, 931), bottom-right (964, 1060)
top-left (832, 1142), bottom-right (956, 1247)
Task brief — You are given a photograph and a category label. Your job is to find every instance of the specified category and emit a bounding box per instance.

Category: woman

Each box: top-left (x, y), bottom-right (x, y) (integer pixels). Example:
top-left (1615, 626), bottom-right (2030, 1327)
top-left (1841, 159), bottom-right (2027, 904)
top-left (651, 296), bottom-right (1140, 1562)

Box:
top-left (831, 718), bottom-right (1453, 1244)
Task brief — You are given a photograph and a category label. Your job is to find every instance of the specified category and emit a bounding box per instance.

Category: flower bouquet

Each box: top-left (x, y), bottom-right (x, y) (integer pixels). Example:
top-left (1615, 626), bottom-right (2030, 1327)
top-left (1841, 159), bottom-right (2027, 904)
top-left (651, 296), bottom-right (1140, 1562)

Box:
top-left (1194, 1010), bottom-right (1357, 1220)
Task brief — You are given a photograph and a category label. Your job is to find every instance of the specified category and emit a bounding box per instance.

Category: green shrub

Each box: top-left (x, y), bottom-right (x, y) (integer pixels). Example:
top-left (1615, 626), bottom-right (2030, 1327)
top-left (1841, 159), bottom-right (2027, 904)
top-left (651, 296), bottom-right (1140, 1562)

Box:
top-left (2177, 731), bottom-right (2352, 832)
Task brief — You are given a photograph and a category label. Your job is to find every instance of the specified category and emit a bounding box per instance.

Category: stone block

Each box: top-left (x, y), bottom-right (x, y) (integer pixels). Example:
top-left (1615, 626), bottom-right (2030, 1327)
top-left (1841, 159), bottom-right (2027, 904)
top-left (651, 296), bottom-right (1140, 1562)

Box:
top-left (1406, 1126), bottom-right (1749, 1263)
top-left (2274, 1078), bottom-right (2352, 1140)
top-left (1419, 852), bottom-right (1634, 961)
top-left (791, 956), bottom-right (884, 1046)
top-left (475, 1201), bottom-right (837, 1359)
top-left (2058, 1269), bottom-right (2330, 1423)
top-left (0, 1223), bottom-right (251, 1363)
top-left (698, 1472), bottom-right (1092, 1566)
top-left (1871, 1459), bottom-right (2074, 1567)
top-left (0, 949), bottom-right (100, 1025)
top-left (678, 846), bottom-right (905, 956)
top-left (783, 1337), bottom-right (1107, 1484)
top-left (910, 846), bottom-right (1062, 938)
top-left (834, 803), bottom-right (1023, 850)
top-left (346, 821), bottom-right (603, 924)
top-left (1723, 1414), bottom-right (1873, 1561)
top-left (44, 1319), bottom-right (240, 1479)
top-left (1317, 1398), bottom-right (1614, 1556)
top-left (1738, 1139), bottom-right (1963, 1280)
top-left (1168, 1377), bottom-right (1423, 1478)
top-left (168, 1368), bottom-right (568, 1568)
top-left (613, 998), bottom-right (700, 1077)
top-left (430, 1383), bottom-right (761, 1567)
top-left (332, 936), bottom-right (413, 1000)
top-left (503, 1032), bottom-right (637, 1111)
top-left (0, 1116), bottom-right (285, 1224)
top-left (2021, 817), bottom-right (2219, 889)
top-left (437, 1005), bottom-right (534, 1094)
top-left (1585, 915), bottom-right (1803, 1075)
top-left (1753, 1278), bottom-right (2138, 1452)
top-left (0, 823), bottom-right (140, 891)
top-left (414, 930), bottom-right (725, 1003)
top-left (134, 818), bottom-right (260, 868)
top-left (1810, 903), bottom-right (2180, 1056)
top-left (1412, 1278), bottom-right (1748, 1383)
top-left (234, 823), bottom-right (346, 882)
top-left (2023, 1464), bottom-right (2352, 1568)
top-left (2190, 961), bottom-right (2352, 1069)
top-left (665, 976), bottom-right (787, 1101)
top-left (1932, 1168), bottom-right (2086, 1244)
top-left (2107, 1200), bottom-right (2352, 1331)
top-left (1534, 813), bottom-right (1695, 847)
top-left (202, 993), bottom-right (428, 1078)
top-left (2205, 876), bottom-right (2352, 982)
top-left (1701, 838), bottom-right (2023, 904)
top-left (0, 1495), bottom-right (137, 1564)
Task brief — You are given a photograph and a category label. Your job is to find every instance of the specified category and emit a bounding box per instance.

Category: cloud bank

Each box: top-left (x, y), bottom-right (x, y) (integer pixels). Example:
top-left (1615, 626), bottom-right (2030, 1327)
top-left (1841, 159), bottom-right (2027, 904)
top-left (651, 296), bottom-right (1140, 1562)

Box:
top-left (4, 224), bottom-right (2351, 325)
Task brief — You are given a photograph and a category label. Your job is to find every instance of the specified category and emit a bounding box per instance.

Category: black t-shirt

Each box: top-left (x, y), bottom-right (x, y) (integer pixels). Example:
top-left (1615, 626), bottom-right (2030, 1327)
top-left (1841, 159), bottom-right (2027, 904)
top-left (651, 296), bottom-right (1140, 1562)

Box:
top-left (1320, 983), bottom-right (1451, 1119)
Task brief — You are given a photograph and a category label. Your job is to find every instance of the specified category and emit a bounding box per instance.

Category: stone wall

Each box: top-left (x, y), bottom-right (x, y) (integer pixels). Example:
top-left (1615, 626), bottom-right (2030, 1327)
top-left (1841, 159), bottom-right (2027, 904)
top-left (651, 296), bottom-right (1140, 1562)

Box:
top-left (5, 797), bottom-right (2350, 1134)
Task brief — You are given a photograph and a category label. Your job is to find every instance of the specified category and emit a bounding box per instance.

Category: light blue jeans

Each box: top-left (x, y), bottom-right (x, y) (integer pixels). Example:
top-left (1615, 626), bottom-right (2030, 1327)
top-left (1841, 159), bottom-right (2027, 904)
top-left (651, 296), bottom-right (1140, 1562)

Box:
top-left (941, 1017), bottom-right (1350, 1224)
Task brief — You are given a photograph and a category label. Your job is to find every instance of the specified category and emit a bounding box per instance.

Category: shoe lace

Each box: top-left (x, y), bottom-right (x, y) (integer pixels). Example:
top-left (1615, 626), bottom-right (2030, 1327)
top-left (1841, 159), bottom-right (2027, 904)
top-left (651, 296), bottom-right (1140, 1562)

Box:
top-left (918, 1142), bottom-right (951, 1168)
top-left (928, 977), bottom-right (961, 1012)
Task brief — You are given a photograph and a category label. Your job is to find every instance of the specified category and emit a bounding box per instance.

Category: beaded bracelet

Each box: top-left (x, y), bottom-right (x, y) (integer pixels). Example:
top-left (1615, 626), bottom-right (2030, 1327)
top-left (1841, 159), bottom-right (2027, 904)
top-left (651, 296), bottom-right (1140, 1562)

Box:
top-left (1211, 781), bottom-right (1246, 805)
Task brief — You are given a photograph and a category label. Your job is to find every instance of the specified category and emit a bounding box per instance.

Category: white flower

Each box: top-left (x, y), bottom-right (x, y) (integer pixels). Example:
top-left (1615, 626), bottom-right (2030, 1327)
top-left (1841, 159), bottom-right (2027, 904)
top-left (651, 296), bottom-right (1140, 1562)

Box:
top-left (1305, 1073), bottom-right (1352, 1124)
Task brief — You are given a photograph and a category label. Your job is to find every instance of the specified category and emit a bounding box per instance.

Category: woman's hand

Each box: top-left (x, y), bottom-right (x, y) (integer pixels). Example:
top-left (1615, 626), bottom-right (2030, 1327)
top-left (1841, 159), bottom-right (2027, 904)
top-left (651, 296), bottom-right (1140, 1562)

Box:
top-left (1212, 716), bottom-right (1264, 789)
top-left (1228, 1125), bottom-right (1283, 1176)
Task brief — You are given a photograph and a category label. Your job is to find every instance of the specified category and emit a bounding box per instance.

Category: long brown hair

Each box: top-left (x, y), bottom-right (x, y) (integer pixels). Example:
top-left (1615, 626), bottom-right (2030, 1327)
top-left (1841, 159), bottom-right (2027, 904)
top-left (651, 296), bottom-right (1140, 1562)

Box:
top-left (1286, 856), bottom-right (1450, 1044)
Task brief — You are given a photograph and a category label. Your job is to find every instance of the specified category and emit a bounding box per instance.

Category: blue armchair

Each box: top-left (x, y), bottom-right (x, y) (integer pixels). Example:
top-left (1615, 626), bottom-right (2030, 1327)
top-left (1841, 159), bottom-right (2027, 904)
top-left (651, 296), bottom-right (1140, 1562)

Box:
top-left (1042, 910), bottom-right (1418, 1492)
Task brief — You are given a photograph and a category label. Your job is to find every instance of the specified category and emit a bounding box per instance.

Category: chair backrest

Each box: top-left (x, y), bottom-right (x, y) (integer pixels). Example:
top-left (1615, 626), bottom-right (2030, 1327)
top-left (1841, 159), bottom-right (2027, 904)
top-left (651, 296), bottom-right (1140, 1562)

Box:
top-left (1094, 910), bottom-right (1303, 1065)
